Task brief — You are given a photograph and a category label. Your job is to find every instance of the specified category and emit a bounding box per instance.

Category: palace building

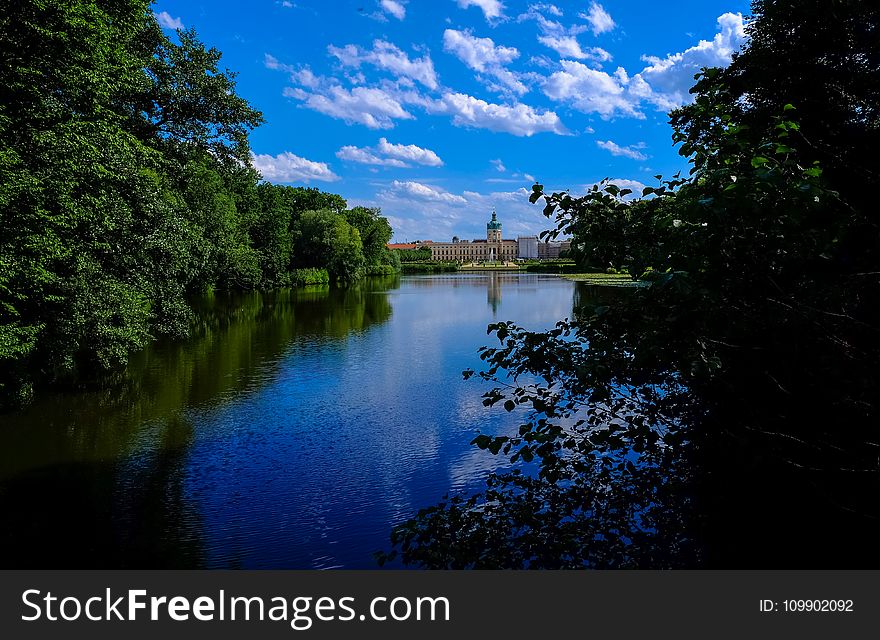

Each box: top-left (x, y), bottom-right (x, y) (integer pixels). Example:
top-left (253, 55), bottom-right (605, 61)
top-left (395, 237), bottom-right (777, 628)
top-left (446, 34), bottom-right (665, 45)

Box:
top-left (428, 211), bottom-right (519, 263)
top-left (389, 211), bottom-right (571, 263)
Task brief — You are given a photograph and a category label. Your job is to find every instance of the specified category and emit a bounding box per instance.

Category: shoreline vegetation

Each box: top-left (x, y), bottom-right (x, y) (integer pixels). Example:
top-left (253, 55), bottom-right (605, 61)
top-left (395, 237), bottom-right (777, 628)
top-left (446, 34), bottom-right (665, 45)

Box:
top-left (0, 3), bottom-right (405, 408)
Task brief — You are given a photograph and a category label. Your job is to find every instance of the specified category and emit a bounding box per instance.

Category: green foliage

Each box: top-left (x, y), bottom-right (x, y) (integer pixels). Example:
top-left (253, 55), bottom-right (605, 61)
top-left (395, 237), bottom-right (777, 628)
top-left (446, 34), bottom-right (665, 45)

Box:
top-left (523, 262), bottom-right (581, 274)
top-left (291, 210), bottom-right (365, 283)
top-left (399, 262), bottom-right (460, 274)
top-left (394, 247), bottom-right (433, 262)
top-left (289, 268), bottom-right (330, 287)
top-left (344, 206), bottom-right (393, 266)
top-left (388, 0), bottom-right (880, 568)
top-left (364, 264), bottom-right (397, 277)
top-left (0, 2), bottom-right (396, 405)
top-left (144, 28), bottom-right (264, 165)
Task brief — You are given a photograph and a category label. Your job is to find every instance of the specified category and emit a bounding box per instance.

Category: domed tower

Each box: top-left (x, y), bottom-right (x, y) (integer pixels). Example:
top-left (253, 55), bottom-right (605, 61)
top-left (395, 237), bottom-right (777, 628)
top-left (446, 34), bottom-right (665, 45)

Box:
top-left (487, 210), bottom-right (502, 243)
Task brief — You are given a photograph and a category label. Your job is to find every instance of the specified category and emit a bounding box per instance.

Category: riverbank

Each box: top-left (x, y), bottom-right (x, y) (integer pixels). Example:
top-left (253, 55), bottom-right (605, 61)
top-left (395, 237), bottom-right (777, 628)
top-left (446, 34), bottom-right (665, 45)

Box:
top-left (560, 273), bottom-right (642, 287)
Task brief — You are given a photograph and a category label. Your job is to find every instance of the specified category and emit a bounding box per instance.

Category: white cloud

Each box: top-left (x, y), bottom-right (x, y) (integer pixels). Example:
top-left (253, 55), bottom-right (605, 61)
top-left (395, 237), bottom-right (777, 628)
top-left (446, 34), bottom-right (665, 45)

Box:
top-left (579, 2), bottom-right (615, 36)
top-left (456, 0), bottom-right (505, 21)
top-left (155, 11), bottom-right (184, 30)
top-left (264, 53), bottom-right (293, 73)
top-left (337, 146), bottom-right (408, 168)
top-left (530, 3), bottom-right (562, 17)
top-left (377, 138), bottom-right (444, 166)
top-left (538, 36), bottom-right (611, 62)
top-left (380, 0), bottom-right (407, 20)
top-left (491, 158), bottom-right (506, 172)
top-left (387, 181), bottom-right (467, 204)
top-left (443, 29), bottom-right (527, 95)
top-left (252, 152), bottom-right (340, 183)
top-left (429, 92), bottom-right (568, 136)
top-left (339, 139), bottom-right (443, 168)
top-left (520, 7), bottom-right (610, 62)
top-left (596, 140), bottom-right (648, 161)
top-left (285, 85), bottom-right (414, 129)
top-left (543, 61), bottom-right (642, 119)
top-left (443, 29), bottom-right (519, 71)
top-left (375, 183), bottom-right (548, 241)
top-left (539, 13), bottom-right (746, 118)
top-left (329, 40), bottom-right (438, 90)
top-left (632, 12), bottom-right (746, 111)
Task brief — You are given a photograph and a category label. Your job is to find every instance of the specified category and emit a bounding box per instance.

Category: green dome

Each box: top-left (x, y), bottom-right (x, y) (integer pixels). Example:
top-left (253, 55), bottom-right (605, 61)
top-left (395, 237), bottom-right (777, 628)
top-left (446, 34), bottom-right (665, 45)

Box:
top-left (487, 211), bottom-right (502, 230)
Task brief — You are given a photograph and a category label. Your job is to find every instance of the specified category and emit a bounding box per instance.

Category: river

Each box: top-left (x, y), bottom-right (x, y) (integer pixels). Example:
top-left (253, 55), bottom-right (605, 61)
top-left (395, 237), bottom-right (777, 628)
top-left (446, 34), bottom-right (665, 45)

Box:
top-left (0, 273), bottom-right (593, 568)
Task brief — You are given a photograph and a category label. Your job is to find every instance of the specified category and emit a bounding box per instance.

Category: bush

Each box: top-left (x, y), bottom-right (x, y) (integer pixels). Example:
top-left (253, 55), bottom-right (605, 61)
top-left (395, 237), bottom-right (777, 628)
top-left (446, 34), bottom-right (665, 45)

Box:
top-left (290, 268), bottom-right (330, 287)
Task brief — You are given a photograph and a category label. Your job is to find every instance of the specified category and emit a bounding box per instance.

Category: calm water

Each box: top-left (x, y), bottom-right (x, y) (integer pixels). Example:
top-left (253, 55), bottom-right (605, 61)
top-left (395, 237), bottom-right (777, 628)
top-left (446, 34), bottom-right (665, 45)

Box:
top-left (0, 273), bottom-right (585, 568)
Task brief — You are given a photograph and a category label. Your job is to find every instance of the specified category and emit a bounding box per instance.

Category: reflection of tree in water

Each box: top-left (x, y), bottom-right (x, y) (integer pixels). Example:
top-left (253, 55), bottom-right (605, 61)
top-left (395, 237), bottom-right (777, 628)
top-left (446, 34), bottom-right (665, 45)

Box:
top-left (288, 276), bottom-right (395, 337)
top-left (571, 282), bottom-right (634, 321)
top-left (0, 413), bottom-right (204, 568)
top-left (0, 276), bottom-right (399, 568)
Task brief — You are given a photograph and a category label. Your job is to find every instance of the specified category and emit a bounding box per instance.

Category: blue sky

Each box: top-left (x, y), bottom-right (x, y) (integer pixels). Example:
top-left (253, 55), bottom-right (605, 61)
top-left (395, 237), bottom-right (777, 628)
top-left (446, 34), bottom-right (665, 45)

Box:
top-left (154, 0), bottom-right (751, 241)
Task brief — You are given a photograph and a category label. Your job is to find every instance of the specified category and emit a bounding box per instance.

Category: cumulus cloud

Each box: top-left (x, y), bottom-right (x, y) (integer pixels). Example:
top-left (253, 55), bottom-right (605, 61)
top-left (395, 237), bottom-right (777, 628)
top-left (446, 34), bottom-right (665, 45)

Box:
top-left (380, 0), bottom-right (407, 20)
top-left (338, 138), bottom-right (443, 168)
top-left (337, 146), bottom-right (408, 168)
top-left (632, 12), bottom-right (746, 111)
top-left (284, 85), bottom-right (414, 129)
top-left (443, 29), bottom-right (527, 95)
top-left (429, 92), bottom-right (567, 136)
top-left (329, 40), bottom-right (438, 90)
top-left (519, 6), bottom-right (611, 62)
top-left (387, 180), bottom-right (467, 204)
top-left (375, 182), bottom-right (547, 241)
top-left (540, 36), bottom-right (611, 62)
top-left (456, 0), bottom-right (505, 21)
top-left (579, 2), bottom-right (615, 36)
top-left (443, 29), bottom-right (519, 70)
top-left (539, 13), bottom-right (746, 118)
top-left (377, 138), bottom-right (444, 166)
top-left (252, 152), bottom-right (340, 183)
top-left (155, 11), bottom-right (184, 30)
top-left (596, 140), bottom-right (648, 161)
top-left (542, 61), bottom-right (642, 119)
top-left (491, 158), bottom-right (506, 172)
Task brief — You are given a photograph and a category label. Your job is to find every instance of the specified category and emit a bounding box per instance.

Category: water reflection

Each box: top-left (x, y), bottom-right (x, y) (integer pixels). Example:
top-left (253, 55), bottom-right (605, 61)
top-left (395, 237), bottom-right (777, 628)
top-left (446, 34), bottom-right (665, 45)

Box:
top-left (0, 273), bottom-right (580, 568)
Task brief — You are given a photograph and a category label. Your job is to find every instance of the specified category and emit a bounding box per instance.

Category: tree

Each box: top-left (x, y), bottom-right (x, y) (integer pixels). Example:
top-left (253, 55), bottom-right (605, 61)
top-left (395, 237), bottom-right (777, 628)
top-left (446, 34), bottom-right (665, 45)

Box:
top-left (0, 2), bottom-right (273, 405)
top-left (344, 206), bottom-right (393, 266)
top-left (291, 210), bottom-right (365, 283)
top-left (385, 0), bottom-right (880, 568)
top-left (142, 27), bottom-right (264, 165)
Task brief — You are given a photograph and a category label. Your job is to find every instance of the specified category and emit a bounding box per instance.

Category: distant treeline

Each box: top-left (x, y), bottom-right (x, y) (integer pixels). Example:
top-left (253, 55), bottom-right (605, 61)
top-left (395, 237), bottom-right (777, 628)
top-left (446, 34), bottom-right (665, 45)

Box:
top-left (399, 263), bottom-right (459, 274)
top-left (0, 2), bottom-right (396, 405)
top-left (393, 247), bottom-right (433, 262)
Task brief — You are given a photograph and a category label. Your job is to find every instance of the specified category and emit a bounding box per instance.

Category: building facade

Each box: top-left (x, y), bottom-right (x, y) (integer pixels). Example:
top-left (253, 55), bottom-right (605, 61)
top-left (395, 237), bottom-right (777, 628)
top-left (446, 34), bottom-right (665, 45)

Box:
top-left (517, 236), bottom-right (538, 259)
top-left (537, 239), bottom-right (572, 259)
top-left (429, 211), bottom-right (518, 263)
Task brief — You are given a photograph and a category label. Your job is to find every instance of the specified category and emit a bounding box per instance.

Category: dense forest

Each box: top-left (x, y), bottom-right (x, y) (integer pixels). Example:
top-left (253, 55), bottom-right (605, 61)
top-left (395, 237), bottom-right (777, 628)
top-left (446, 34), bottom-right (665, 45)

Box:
top-left (385, 0), bottom-right (880, 568)
top-left (0, 1), bottom-right (396, 407)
